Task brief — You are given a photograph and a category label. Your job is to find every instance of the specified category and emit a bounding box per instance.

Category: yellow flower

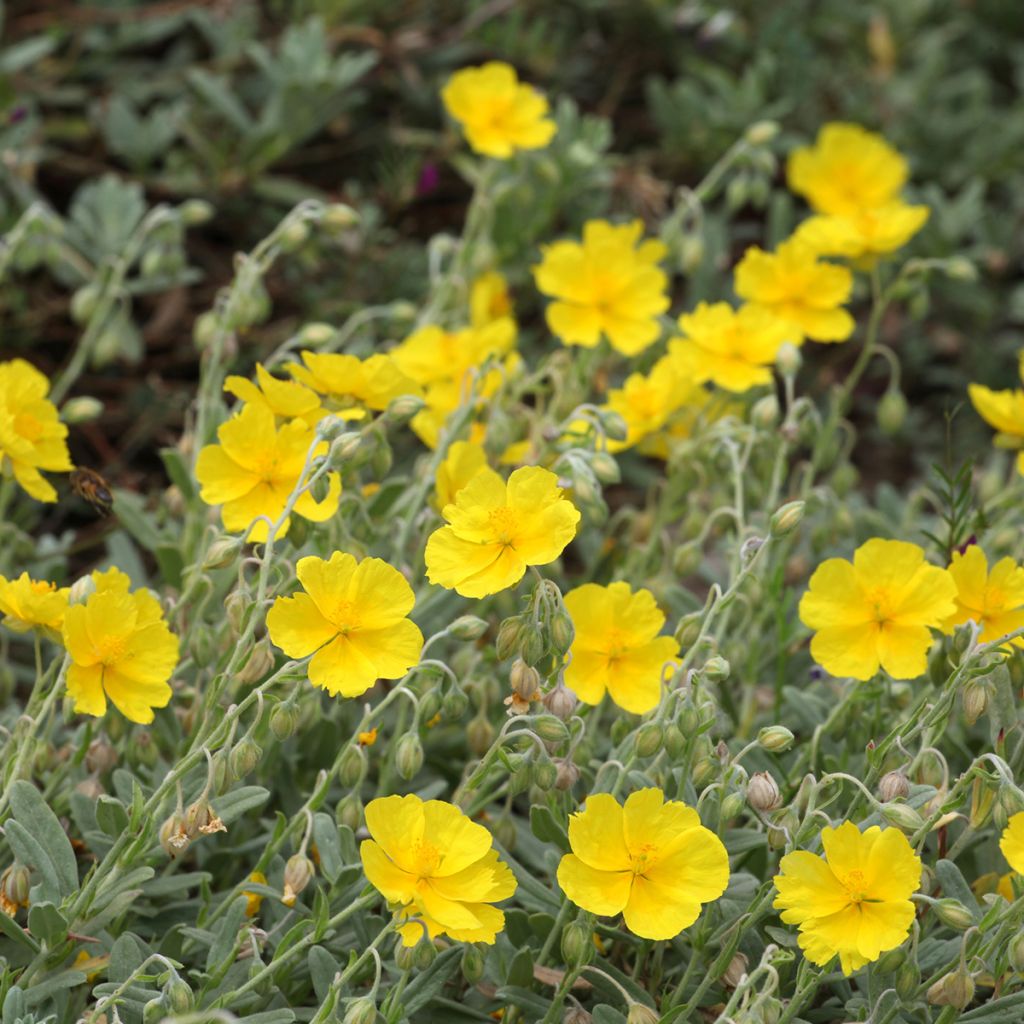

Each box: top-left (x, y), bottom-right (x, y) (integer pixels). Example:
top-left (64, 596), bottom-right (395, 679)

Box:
top-left (668, 302), bottom-right (788, 393)
top-left (195, 402), bottom-right (341, 542)
top-left (969, 363), bottom-right (1024, 475)
top-left (556, 789), bottom-right (729, 940)
top-left (534, 220), bottom-right (670, 357)
top-left (733, 238), bottom-right (855, 345)
top-left (793, 202), bottom-right (930, 262)
top-left (470, 271), bottom-right (515, 329)
top-left (360, 794), bottom-right (517, 944)
top-left (599, 356), bottom-right (695, 452)
top-left (0, 572), bottom-right (69, 641)
top-left (441, 62), bottom-right (556, 159)
top-left (285, 351), bottom-right (418, 415)
top-left (799, 539), bottom-right (957, 680)
top-left (563, 582), bottom-right (679, 714)
top-left (943, 545), bottom-right (1024, 645)
top-left (787, 123), bottom-right (912, 217)
top-left (62, 567), bottom-right (180, 724)
top-left (637, 390), bottom-right (739, 461)
top-left (425, 466), bottom-right (579, 598)
top-left (224, 363), bottom-right (325, 425)
top-left (774, 821), bottom-right (922, 975)
top-left (0, 359), bottom-right (74, 502)
top-left (434, 440), bottom-right (489, 510)
top-left (1000, 813), bottom-right (1024, 874)
top-left (358, 727), bottom-right (378, 747)
top-left (244, 871), bottom-right (268, 917)
top-left (787, 123), bottom-right (928, 261)
top-left (266, 552), bottom-right (423, 698)
top-left (391, 321), bottom-right (517, 448)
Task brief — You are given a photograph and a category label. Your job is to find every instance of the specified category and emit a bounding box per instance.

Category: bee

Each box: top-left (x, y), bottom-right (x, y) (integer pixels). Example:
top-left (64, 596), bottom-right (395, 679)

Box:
top-left (70, 467), bottom-right (114, 516)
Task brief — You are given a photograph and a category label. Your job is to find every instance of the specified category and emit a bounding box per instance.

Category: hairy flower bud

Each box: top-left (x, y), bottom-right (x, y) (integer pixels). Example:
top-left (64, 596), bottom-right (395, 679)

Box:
top-left (721, 951), bottom-right (749, 988)
top-left (1009, 933), bottom-right (1024, 973)
top-left (878, 770), bottom-right (911, 803)
top-left (674, 610), bottom-right (703, 647)
top-left (757, 726), bottom-right (795, 752)
top-left (961, 679), bottom-right (990, 726)
top-left (0, 863), bottom-right (31, 915)
top-left (495, 616), bottom-right (524, 661)
top-left (554, 759), bottom-right (580, 791)
top-left (237, 639), bottom-right (274, 686)
top-left (282, 853), bottom-right (315, 907)
top-left (634, 722), bottom-right (663, 758)
top-left (881, 802), bottom-right (926, 833)
top-left (747, 771), bottom-right (782, 812)
top-left (460, 944), bottom-right (485, 984)
top-left (269, 701), bottom-right (300, 742)
top-left (532, 756), bottom-right (558, 791)
top-left (510, 659), bottom-right (541, 701)
top-left (702, 656), bottom-right (730, 682)
top-left (467, 712), bottom-right (495, 756)
top-left (519, 627), bottom-right (545, 667)
top-left (336, 793), bottom-right (363, 831)
top-left (532, 714), bottom-right (570, 746)
top-left (230, 737), bottom-right (262, 780)
top-left (395, 733), bottom-right (424, 780)
top-left (323, 203), bottom-right (359, 230)
top-left (561, 922), bottom-right (592, 967)
top-left (933, 898), bottom-right (975, 931)
top-left (159, 813), bottom-right (191, 858)
top-left (163, 977), bottom-right (194, 1015)
top-left (720, 791), bottom-right (746, 821)
top-left (338, 745), bottom-right (367, 788)
top-left (662, 723), bottom-right (685, 759)
top-left (543, 682), bottom-right (578, 722)
top-left (775, 342), bottom-right (801, 377)
top-left (449, 615), bottom-right (488, 641)
top-left (549, 612), bottom-right (575, 656)
top-left (342, 997), bottom-right (378, 1024)
top-left (770, 500), bottom-right (805, 538)
top-left (626, 1004), bottom-right (659, 1024)
top-left (927, 968), bottom-right (974, 1008)
top-left (751, 394), bottom-right (780, 429)
top-left (877, 388), bottom-right (907, 436)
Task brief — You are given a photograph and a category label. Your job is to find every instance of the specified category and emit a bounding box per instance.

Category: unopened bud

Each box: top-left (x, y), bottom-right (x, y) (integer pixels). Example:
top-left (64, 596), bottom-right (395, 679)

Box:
top-left (395, 733), bottom-right (424, 780)
top-left (944, 257), bottom-right (977, 282)
top-left (278, 220), bottom-right (309, 252)
top-left (875, 947), bottom-right (906, 974)
top-left (384, 394), bottom-right (425, 424)
top-left (702, 656), bottom-right (730, 682)
top-left (449, 615), bottom-right (488, 641)
top-left (461, 945), bottom-right (485, 984)
top-left (442, 685), bottom-right (469, 719)
top-left (323, 203), bottom-right (359, 230)
top-left (881, 803), bottom-right (926, 833)
top-left (962, 679), bottom-right (989, 726)
top-left (691, 756), bottom-right (718, 788)
top-left (751, 394), bottom-right (780, 429)
top-left (229, 737), bottom-right (262, 780)
top-left (758, 725), bottom-right (795, 752)
top-left (342, 996), bottom-right (378, 1024)
top-left (85, 737), bottom-right (117, 774)
top-left (933, 898), bottom-right (975, 931)
top-left (496, 616), bottom-right (524, 660)
top-left (877, 389), bottom-right (907, 436)
top-left (663, 724), bottom-right (685, 759)
top-left (720, 791), bottom-right (746, 821)
top-left (236, 639), bottom-right (274, 686)
top-left (770, 500), bottom-right (805, 538)
top-left (298, 322), bottom-right (336, 347)
top-left (330, 431), bottom-right (362, 461)
top-left (775, 343), bottom-right (801, 377)
top-left (532, 756), bottom-right (558, 791)
top-left (336, 793), bottom-right (363, 831)
top-left (721, 951), bottom-right (749, 988)
top-left (163, 977), bottom-right (194, 1015)
top-left (600, 410), bottom-right (629, 443)
top-left (61, 395), bottom-right (104, 424)
top-left (269, 701), bottom-right (300, 741)
top-left (635, 722), bottom-right (663, 758)
top-left (674, 610), bottom-right (702, 647)
top-left (626, 1004), bottom-right (659, 1024)
top-left (338, 744), bottom-right (367, 788)
top-left (554, 759), bottom-right (580, 790)
top-left (532, 714), bottom-right (569, 746)
top-left (895, 960), bottom-right (920, 1000)
top-left (561, 922), bottom-right (591, 967)
top-left (878, 770), bottom-right (910, 803)
top-left (543, 683), bottom-right (578, 722)
top-left (747, 771), bottom-right (782, 812)
top-left (179, 199), bottom-right (214, 226)
top-left (1009, 933), bottom-right (1024, 973)
top-left (550, 612), bottom-right (575, 657)
top-left (510, 659), bottom-right (541, 701)
top-left (745, 120), bottom-right (780, 145)
top-left (590, 451), bottom-right (620, 484)
top-left (282, 853), bottom-right (315, 907)
top-left (0, 863), bottom-right (31, 911)
top-left (203, 538), bottom-right (240, 571)
top-left (673, 542), bottom-right (702, 576)
top-left (927, 968), bottom-right (974, 1009)
top-left (225, 590), bottom-right (248, 634)
top-left (467, 713), bottom-right (495, 756)
top-left (519, 627), bottom-right (545, 667)
top-left (767, 808), bottom-right (798, 850)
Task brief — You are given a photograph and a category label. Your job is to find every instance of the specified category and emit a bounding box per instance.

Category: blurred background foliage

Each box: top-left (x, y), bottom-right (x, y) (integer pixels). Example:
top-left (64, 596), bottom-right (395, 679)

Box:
top-left (1, 0), bottom-right (1022, 497)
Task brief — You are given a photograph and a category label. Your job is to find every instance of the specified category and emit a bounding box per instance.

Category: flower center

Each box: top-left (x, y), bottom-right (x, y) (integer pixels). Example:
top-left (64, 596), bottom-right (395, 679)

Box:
top-left (864, 588), bottom-right (894, 625)
top-left (842, 868), bottom-right (870, 904)
top-left (488, 506), bottom-right (519, 546)
top-left (95, 634), bottom-right (127, 665)
top-left (413, 839), bottom-right (442, 879)
top-left (631, 842), bottom-right (658, 876)
top-left (13, 410), bottom-right (42, 443)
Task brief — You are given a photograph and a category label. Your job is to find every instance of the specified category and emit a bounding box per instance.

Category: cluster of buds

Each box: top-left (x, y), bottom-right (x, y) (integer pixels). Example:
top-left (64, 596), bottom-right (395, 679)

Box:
top-left (159, 796), bottom-right (226, 858)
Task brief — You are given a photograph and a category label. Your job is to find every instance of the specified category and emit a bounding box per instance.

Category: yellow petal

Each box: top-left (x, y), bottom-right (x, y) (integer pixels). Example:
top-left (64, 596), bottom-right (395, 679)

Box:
top-left (567, 793), bottom-right (630, 870)
top-left (556, 855), bottom-right (632, 916)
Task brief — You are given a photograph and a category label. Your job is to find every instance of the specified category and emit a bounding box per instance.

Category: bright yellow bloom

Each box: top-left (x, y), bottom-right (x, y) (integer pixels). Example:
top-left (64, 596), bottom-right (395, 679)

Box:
top-left (774, 821), bottom-right (922, 975)
top-left (434, 440), bottom-right (489, 510)
top-left (62, 567), bottom-right (180, 723)
top-left (600, 355), bottom-right (696, 452)
top-left (1000, 813), bottom-right (1024, 874)
top-left (669, 302), bottom-right (788, 393)
top-left (285, 351), bottom-right (419, 416)
top-left (557, 789), bottom-right (728, 940)
top-left (244, 871), bottom-right (268, 917)
top-left (266, 552), bottom-right (423, 698)
top-left (195, 402), bottom-right (341, 542)
top-left (800, 539), bottom-right (957, 680)
top-left (224, 363), bottom-right (325, 425)
top-left (470, 271), bottom-right (515, 329)
top-left (360, 794), bottom-right (517, 944)
top-left (358, 727), bottom-right (378, 747)
top-left (793, 202), bottom-right (930, 262)
top-left (637, 390), bottom-right (738, 460)
top-left (787, 124), bottom-right (928, 261)
top-left (0, 359), bottom-right (74, 502)
top-left (391, 321), bottom-right (517, 449)
top-left (441, 62), bottom-right (556, 159)
top-left (969, 364), bottom-right (1024, 475)
top-left (425, 466), bottom-right (579, 598)
top-left (733, 238), bottom-right (854, 345)
top-left (788, 123), bottom-right (912, 217)
top-left (563, 582), bottom-right (679, 714)
top-left (0, 572), bottom-right (69, 641)
top-left (943, 545), bottom-right (1024, 645)
top-left (534, 220), bottom-right (670, 356)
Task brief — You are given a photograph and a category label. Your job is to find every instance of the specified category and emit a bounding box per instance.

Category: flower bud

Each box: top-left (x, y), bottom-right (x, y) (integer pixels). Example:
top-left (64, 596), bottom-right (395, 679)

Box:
top-left (495, 616), bottom-right (524, 660)
top-left (383, 393), bottom-right (425, 424)
top-left (933, 898), bottom-right (975, 931)
top-left (297, 322), bottom-right (336, 347)
top-left (1009, 933), bottom-right (1024, 973)
top-left (721, 951), bottom-right (748, 988)
top-left (720, 791), bottom-right (746, 821)
top-left (278, 219), bottom-right (309, 252)
top-left (702, 656), bottom-right (730, 682)
top-left (881, 802), bottom-right (926, 833)
top-left (519, 627), bottom-right (545, 667)
top-left (202, 538), bottom-right (240, 572)
top-left (0, 863), bottom-right (31, 914)
top-left (532, 714), bottom-right (570, 746)
top-left (775, 343), bottom-right (801, 377)
top-left (467, 713), bottom-right (495, 756)
top-left (343, 997), bottom-right (378, 1024)
top-left (944, 257), bottom-right (977, 282)
top-left (330, 431), bottom-right (363, 462)
top-left (634, 722), bottom-right (663, 758)
top-left (269, 701), bottom-right (300, 742)
top-left (532, 756), bottom-right (558, 791)
top-left (600, 410), bottom-right (629, 443)
top-left (691, 755), bottom-right (718, 788)
top-left (338, 744), bottom-right (367, 787)
top-left (543, 683), bottom-right (578, 721)
top-left (163, 977), bottom-right (194, 1015)
top-left (229, 737), bottom-right (262, 780)
top-left (877, 389), bottom-right (907, 436)
top-left (394, 938), bottom-right (417, 971)
top-left (510, 659), bottom-right (541, 701)
top-left (751, 394), bottom-right (780, 429)
top-left (68, 574), bottom-right (97, 605)
top-left (875, 947), bottom-right (906, 974)
top-left (927, 968), bottom-right (974, 1008)
top-left (461, 945), bottom-right (485, 984)
top-left (159, 813), bottom-right (191, 857)
top-left (61, 395), bottom-right (104, 425)
top-left (85, 737), bottom-right (117, 775)
top-left (745, 120), bottom-right (780, 145)
top-left (895, 960), bottom-right (920, 1000)
top-left (282, 853), bottom-right (315, 907)
top-left (674, 611), bottom-right (702, 647)
top-left (757, 725), bottom-right (795, 752)
top-left (999, 786), bottom-right (1024, 818)
top-left (962, 679), bottom-right (990, 726)
top-left (449, 615), bottom-right (488, 641)
top-left (554, 759), bottom-right (580, 791)
top-left (179, 199), bottom-right (214, 225)
top-left (237, 639), bottom-right (274, 686)
top-left (493, 815), bottom-right (517, 850)
top-left (549, 611), bottom-right (575, 657)
top-left (747, 771), bottom-right (782, 812)
top-left (561, 922), bottom-right (592, 967)
top-left (878, 770), bottom-right (910, 803)
top-left (672, 542), bottom-right (702, 576)
top-left (323, 203), bottom-right (359, 230)
top-left (336, 793), bottom-right (363, 831)
top-left (442, 685), bottom-right (469, 720)
top-left (626, 1004), bottom-right (659, 1024)
top-left (767, 808), bottom-right (798, 850)
top-left (395, 733), bottom-right (424, 780)
top-left (564, 1008), bottom-right (593, 1024)
top-left (770, 500), bottom-right (805, 538)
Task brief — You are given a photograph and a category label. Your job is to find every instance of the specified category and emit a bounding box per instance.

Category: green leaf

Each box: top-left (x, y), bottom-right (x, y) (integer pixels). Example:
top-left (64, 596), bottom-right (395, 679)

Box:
top-left (22, 969), bottom-right (87, 1005)
top-left (529, 805), bottom-right (569, 852)
top-left (159, 447), bottom-right (197, 501)
top-left (0, 911), bottom-right (40, 954)
top-left (96, 794), bottom-right (130, 837)
top-left (592, 1007), bottom-right (629, 1024)
top-left (961, 992), bottom-right (1024, 1022)
top-left (934, 860), bottom-right (982, 923)
top-left (206, 895), bottom-right (249, 972)
top-left (507, 946), bottom-right (534, 988)
top-left (113, 489), bottom-right (164, 552)
top-left (27, 901), bottom-right (67, 946)
top-left (307, 945), bottom-right (339, 1003)
top-left (4, 820), bottom-right (63, 905)
top-left (492, 986), bottom-right (551, 1017)
top-left (9, 780), bottom-right (78, 895)
top-left (1, 987), bottom-right (26, 1024)
top-left (212, 785), bottom-right (271, 825)
top-left (312, 813), bottom-right (344, 884)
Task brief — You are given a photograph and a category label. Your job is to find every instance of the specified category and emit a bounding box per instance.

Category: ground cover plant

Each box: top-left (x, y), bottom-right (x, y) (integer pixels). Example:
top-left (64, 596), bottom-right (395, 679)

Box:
top-left (2, 3), bottom-right (1024, 1023)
